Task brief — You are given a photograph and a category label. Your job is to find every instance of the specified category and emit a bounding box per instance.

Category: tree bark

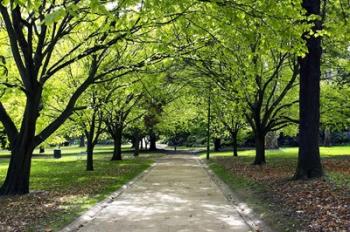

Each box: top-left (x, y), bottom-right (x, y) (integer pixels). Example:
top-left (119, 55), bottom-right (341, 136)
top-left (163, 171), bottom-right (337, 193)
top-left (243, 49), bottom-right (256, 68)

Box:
top-left (133, 134), bottom-right (140, 157)
top-left (0, 96), bottom-right (40, 195)
top-left (214, 138), bottom-right (221, 152)
top-left (149, 131), bottom-right (157, 151)
top-left (111, 128), bottom-right (123, 161)
top-left (294, 0), bottom-right (323, 179)
top-left (253, 132), bottom-right (266, 165)
top-left (0, 144), bottom-right (34, 195)
top-left (86, 139), bottom-right (94, 171)
top-left (231, 131), bottom-right (238, 157)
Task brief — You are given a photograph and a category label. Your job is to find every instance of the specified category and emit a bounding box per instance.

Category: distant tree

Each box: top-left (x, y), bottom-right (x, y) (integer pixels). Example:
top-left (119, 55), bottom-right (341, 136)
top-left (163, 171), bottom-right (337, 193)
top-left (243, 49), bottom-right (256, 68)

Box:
top-left (212, 96), bottom-right (246, 157)
top-left (103, 81), bottom-right (144, 161)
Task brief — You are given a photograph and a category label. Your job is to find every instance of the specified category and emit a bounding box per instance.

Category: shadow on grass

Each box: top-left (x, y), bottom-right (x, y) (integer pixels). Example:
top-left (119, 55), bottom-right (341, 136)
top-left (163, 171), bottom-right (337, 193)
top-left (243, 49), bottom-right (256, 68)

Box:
top-left (0, 154), bottom-right (157, 231)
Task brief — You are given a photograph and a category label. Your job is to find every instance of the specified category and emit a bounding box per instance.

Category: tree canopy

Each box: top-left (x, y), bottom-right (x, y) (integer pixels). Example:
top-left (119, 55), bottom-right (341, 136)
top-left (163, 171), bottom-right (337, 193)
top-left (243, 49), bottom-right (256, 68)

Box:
top-left (0, 0), bottom-right (349, 195)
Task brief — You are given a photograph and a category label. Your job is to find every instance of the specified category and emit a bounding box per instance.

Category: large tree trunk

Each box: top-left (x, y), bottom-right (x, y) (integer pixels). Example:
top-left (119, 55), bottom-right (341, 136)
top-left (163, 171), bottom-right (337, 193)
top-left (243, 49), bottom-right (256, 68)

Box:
top-left (253, 132), bottom-right (266, 165)
top-left (214, 138), bottom-right (221, 152)
top-left (111, 128), bottom-right (123, 161)
top-left (231, 131), bottom-right (238, 157)
top-left (86, 139), bottom-right (94, 171)
top-left (149, 131), bottom-right (157, 151)
top-left (0, 143), bottom-right (34, 195)
top-left (294, 0), bottom-right (323, 179)
top-left (0, 97), bottom-right (39, 195)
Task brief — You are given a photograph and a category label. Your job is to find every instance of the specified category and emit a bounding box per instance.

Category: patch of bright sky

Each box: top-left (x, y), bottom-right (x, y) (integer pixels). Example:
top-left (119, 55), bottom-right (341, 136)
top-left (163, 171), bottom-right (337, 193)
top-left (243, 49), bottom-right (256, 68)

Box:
top-left (106, 1), bottom-right (143, 12)
top-left (106, 1), bottom-right (118, 11)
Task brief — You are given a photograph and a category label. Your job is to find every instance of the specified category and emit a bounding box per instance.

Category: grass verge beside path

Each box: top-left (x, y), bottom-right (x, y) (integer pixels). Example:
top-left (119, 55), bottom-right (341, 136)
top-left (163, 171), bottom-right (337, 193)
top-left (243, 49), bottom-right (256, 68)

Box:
top-left (0, 153), bottom-right (159, 232)
top-left (208, 161), bottom-right (303, 232)
top-left (206, 146), bottom-right (350, 232)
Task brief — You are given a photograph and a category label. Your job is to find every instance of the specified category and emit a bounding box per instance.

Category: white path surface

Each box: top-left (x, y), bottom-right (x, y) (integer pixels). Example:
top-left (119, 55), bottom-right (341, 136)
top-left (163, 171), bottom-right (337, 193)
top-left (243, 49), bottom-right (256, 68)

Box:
top-left (67, 155), bottom-right (252, 232)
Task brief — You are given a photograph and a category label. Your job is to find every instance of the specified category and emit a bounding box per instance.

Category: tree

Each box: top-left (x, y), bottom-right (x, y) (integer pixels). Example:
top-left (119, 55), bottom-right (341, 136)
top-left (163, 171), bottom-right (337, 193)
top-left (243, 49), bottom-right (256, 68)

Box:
top-left (186, 40), bottom-right (299, 164)
top-left (241, 51), bottom-right (299, 165)
top-left (212, 96), bottom-right (246, 157)
top-left (103, 80), bottom-right (144, 161)
top-left (0, 1), bottom-right (120, 195)
top-left (157, 91), bottom-right (203, 150)
top-left (0, 0), bottom-right (189, 195)
top-left (72, 84), bottom-right (108, 171)
top-left (141, 69), bottom-right (188, 151)
top-left (294, 0), bottom-right (324, 179)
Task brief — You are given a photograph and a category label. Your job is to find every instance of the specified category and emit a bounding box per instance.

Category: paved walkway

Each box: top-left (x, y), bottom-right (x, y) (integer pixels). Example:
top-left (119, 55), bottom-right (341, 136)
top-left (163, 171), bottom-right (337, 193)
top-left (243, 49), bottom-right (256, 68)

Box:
top-left (68, 155), bottom-right (252, 232)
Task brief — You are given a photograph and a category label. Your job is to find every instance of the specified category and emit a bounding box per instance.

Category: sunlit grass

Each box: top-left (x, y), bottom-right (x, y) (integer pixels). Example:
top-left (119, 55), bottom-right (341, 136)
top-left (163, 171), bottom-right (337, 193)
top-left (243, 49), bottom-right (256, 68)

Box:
top-left (204, 146), bottom-right (350, 187)
top-left (0, 150), bottom-right (160, 231)
top-left (200, 145), bottom-right (350, 159)
top-left (207, 146), bottom-right (350, 231)
top-left (0, 144), bottom-right (132, 158)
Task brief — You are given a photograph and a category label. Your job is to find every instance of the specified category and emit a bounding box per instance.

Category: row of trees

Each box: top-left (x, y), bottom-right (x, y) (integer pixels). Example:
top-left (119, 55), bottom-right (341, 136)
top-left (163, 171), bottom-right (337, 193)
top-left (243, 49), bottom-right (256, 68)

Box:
top-left (0, 0), bottom-right (348, 195)
top-left (0, 0), bottom-right (200, 195)
top-left (157, 0), bottom-right (349, 177)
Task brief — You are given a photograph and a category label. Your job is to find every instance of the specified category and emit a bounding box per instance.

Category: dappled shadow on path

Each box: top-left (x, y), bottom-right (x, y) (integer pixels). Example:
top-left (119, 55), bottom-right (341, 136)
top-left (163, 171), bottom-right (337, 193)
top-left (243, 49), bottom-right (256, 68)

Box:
top-left (76, 155), bottom-right (250, 232)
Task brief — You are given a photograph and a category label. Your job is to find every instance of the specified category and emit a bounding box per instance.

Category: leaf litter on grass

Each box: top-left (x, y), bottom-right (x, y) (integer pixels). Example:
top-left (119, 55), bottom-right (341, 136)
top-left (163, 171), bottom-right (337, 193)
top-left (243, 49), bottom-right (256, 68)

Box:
top-left (214, 156), bottom-right (350, 232)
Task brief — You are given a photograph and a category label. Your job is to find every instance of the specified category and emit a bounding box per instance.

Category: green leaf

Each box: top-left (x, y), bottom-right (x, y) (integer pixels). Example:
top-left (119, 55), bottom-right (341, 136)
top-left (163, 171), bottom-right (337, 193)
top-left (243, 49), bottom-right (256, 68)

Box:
top-left (43, 8), bottom-right (67, 25)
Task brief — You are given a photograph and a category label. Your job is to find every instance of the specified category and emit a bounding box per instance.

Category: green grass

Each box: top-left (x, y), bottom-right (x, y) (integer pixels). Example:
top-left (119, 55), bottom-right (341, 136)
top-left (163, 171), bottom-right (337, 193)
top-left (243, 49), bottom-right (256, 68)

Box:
top-left (205, 145), bottom-right (350, 231)
top-left (0, 150), bottom-right (160, 231)
top-left (203, 145), bottom-right (350, 187)
top-left (0, 144), bottom-right (132, 158)
top-left (201, 145), bottom-right (350, 159)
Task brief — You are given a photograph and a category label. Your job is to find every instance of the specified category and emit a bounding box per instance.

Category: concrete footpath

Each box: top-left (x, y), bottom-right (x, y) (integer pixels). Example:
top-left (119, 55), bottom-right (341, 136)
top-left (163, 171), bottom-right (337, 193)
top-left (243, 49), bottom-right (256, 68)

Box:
top-left (63, 155), bottom-right (255, 232)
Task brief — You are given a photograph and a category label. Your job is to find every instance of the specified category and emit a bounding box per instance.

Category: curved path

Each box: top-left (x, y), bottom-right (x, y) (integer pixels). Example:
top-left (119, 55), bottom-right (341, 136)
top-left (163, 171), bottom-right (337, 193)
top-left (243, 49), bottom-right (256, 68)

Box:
top-left (64, 155), bottom-right (253, 232)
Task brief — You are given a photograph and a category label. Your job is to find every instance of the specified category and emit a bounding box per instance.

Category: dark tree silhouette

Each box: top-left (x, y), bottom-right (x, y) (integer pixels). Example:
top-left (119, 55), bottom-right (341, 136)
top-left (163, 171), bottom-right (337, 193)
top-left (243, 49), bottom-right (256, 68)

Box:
top-left (294, 0), bottom-right (324, 179)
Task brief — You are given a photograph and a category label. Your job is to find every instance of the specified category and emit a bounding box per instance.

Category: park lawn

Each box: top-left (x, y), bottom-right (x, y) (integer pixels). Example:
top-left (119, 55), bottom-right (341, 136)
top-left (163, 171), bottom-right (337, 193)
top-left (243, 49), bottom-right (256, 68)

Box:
top-left (205, 146), bottom-right (350, 231)
top-left (0, 144), bottom-right (132, 158)
top-left (0, 151), bottom-right (159, 232)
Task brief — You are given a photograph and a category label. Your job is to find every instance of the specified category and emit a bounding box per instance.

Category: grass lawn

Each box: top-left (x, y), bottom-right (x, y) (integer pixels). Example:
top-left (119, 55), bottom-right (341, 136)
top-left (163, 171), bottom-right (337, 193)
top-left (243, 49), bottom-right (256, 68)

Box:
top-left (0, 149), bottom-right (160, 231)
top-left (0, 144), bottom-right (132, 158)
top-left (204, 146), bottom-right (350, 231)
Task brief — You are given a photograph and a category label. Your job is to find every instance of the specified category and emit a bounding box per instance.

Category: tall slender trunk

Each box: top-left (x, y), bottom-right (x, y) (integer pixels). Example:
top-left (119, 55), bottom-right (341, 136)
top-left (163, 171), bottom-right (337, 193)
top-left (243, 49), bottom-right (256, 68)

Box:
top-left (214, 138), bottom-right (221, 152)
top-left (140, 139), bottom-right (143, 149)
top-left (111, 128), bottom-right (123, 161)
top-left (323, 127), bottom-right (331, 146)
top-left (0, 96), bottom-right (40, 195)
top-left (149, 131), bottom-right (157, 151)
top-left (231, 131), bottom-right (238, 157)
top-left (133, 134), bottom-right (140, 157)
top-left (294, 0), bottom-right (323, 179)
top-left (253, 132), bottom-right (266, 165)
top-left (86, 138), bottom-right (94, 171)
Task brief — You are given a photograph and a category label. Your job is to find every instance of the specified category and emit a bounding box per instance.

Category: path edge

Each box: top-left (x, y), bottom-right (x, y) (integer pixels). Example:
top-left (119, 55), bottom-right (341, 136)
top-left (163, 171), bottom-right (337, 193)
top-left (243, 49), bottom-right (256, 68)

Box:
top-left (59, 161), bottom-right (157, 232)
top-left (198, 157), bottom-right (275, 232)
